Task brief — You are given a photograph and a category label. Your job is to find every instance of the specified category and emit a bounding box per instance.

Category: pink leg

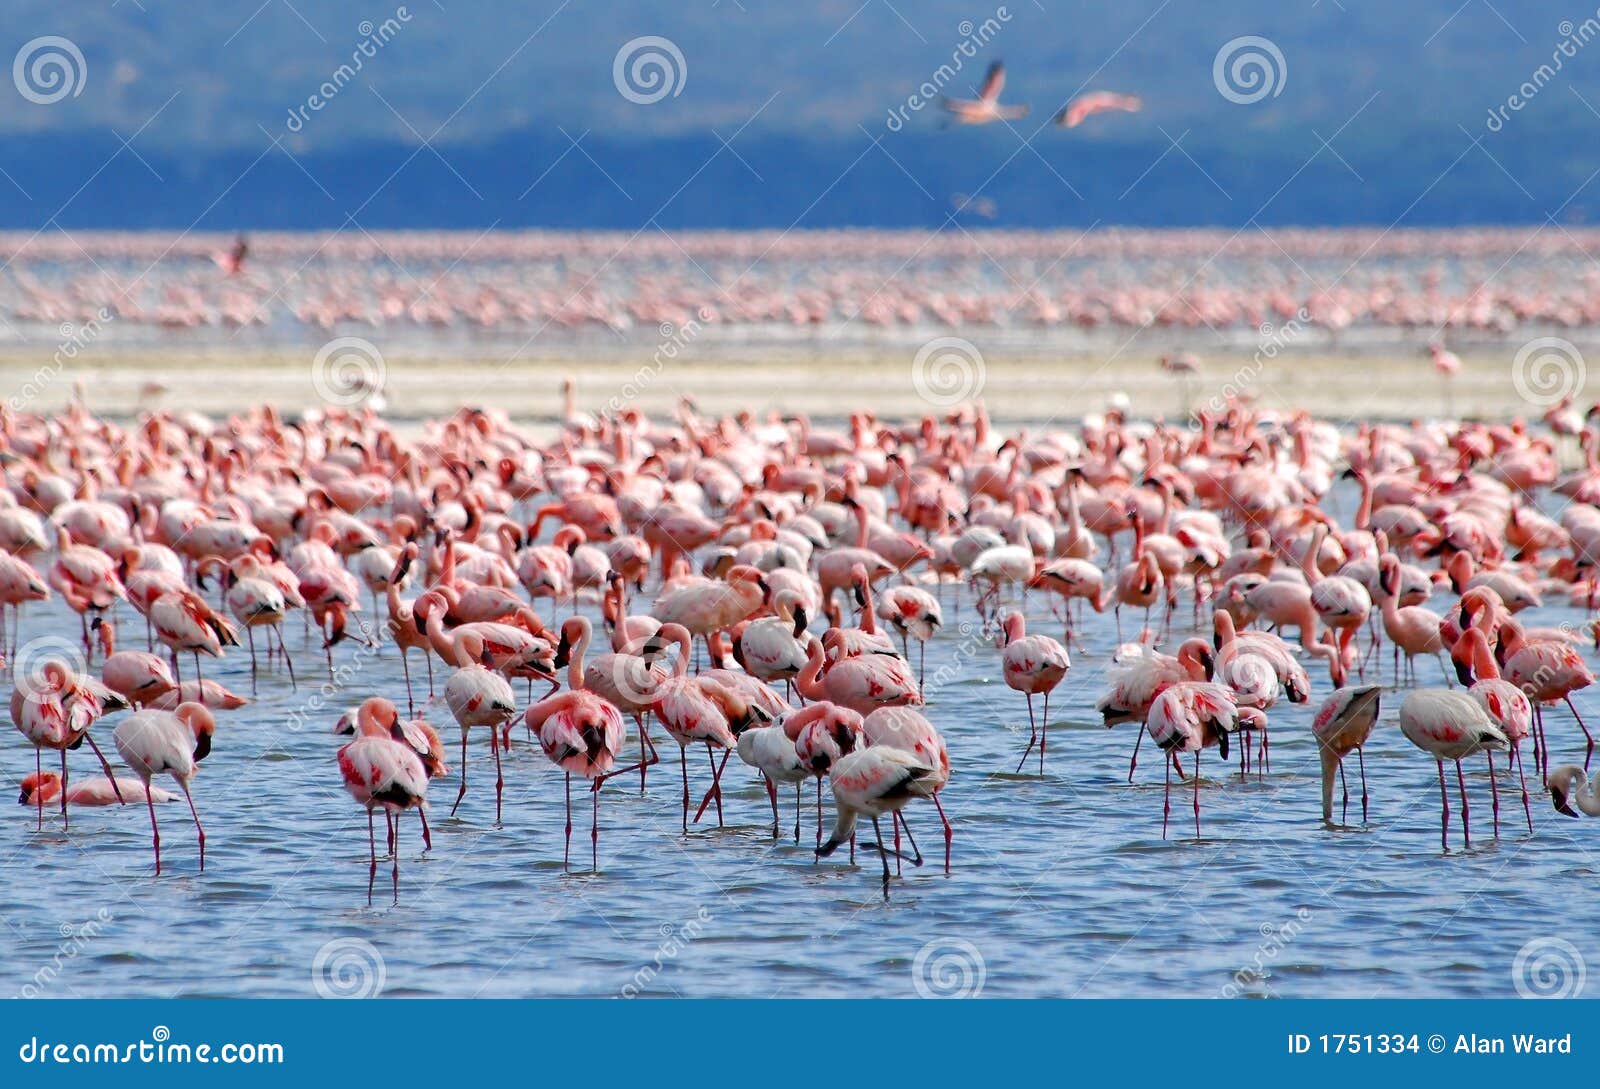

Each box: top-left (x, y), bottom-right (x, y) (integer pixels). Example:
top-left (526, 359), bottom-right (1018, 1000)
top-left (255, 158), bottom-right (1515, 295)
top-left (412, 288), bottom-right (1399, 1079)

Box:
top-left (491, 726), bottom-right (504, 824)
top-left (1515, 744), bottom-right (1533, 834)
top-left (180, 779), bottom-right (205, 871)
top-left (147, 785), bottom-right (163, 875)
top-left (1193, 750), bottom-right (1202, 841)
top-left (451, 731), bottom-right (469, 816)
top-left (932, 791), bottom-right (953, 874)
top-left (1436, 759), bottom-right (1449, 853)
top-left (1016, 693), bottom-right (1038, 774)
top-left (1487, 753), bottom-right (1500, 837)
top-left (1127, 723), bottom-right (1145, 784)
top-left (1162, 753), bottom-right (1172, 839)
top-left (1455, 759), bottom-right (1471, 849)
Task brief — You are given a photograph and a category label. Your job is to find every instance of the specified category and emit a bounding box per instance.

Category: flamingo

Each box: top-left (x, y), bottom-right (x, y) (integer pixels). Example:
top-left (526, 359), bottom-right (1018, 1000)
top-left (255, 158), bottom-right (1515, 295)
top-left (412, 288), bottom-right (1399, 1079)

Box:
top-left (1311, 685), bottom-right (1380, 824)
top-left (335, 697), bottom-right (431, 889)
top-left (526, 615), bottom-right (655, 869)
top-left (1398, 689), bottom-right (1508, 851)
top-left (815, 745), bottom-right (940, 899)
top-left (113, 702), bottom-right (215, 874)
top-left (20, 772), bottom-right (174, 808)
top-left (997, 610), bottom-right (1070, 774)
top-left (940, 61), bottom-right (1029, 125)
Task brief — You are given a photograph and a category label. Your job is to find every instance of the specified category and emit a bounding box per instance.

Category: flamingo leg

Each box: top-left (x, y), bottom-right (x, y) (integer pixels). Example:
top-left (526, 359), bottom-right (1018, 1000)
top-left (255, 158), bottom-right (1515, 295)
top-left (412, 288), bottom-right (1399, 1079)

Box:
top-left (1127, 722), bottom-right (1145, 783)
top-left (400, 648), bottom-right (414, 714)
top-left (794, 782), bottom-right (802, 844)
top-left (180, 779), bottom-right (205, 871)
top-left (871, 815), bottom-right (892, 900)
top-left (764, 774), bottom-right (780, 838)
top-left (1337, 758), bottom-right (1349, 825)
top-left (367, 809), bottom-right (377, 873)
top-left (491, 724), bottom-right (504, 824)
top-left (274, 625), bottom-right (297, 690)
top-left (1357, 745), bottom-right (1369, 824)
top-left (1193, 750), bottom-right (1201, 841)
top-left (451, 730), bottom-right (469, 816)
top-left (1039, 690), bottom-right (1050, 775)
top-left (147, 783), bottom-right (163, 876)
top-left (419, 807), bottom-right (433, 851)
top-left (1565, 696), bottom-right (1595, 771)
top-left (1487, 752), bottom-right (1501, 837)
top-left (591, 785), bottom-right (600, 872)
top-left (59, 750), bottom-right (69, 829)
top-left (563, 772), bottom-right (572, 871)
top-left (1514, 744), bottom-right (1533, 834)
top-left (1016, 693), bottom-right (1038, 774)
top-left (1455, 758), bottom-right (1471, 849)
top-left (1437, 759), bottom-right (1449, 853)
top-left (1162, 751), bottom-right (1172, 840)
top-left (83, 733), bottom-right (125, 804)
top-left (33, 748), bottom-right (42, 830)
top-left (680, 744), bottom-right (690, 834)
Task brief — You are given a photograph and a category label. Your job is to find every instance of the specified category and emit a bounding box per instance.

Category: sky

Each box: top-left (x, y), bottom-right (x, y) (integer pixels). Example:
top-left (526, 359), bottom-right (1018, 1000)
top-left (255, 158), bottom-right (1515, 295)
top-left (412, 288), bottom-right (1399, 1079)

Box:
top-left (0, 1), bottom-right (1590, 228)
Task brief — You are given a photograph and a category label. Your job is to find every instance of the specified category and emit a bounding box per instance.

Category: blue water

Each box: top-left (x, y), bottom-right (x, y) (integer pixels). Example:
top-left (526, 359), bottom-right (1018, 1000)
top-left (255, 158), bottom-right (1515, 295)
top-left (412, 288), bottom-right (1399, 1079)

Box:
top-left (3, 541), bottom-right (1597, 999)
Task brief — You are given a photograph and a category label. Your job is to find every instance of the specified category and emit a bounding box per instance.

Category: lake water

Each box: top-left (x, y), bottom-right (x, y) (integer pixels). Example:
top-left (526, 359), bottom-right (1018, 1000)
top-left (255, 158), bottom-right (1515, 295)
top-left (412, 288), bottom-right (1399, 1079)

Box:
top-left (3, 507), bottom-right (1596, 999)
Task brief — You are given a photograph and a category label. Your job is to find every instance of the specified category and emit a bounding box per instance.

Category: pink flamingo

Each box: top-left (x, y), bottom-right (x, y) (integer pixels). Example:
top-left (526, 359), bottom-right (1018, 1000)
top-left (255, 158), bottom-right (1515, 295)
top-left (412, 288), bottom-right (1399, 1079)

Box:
top-left (336, 697), bottom-right (430, 895)
top-left (1399, 689), bottom-right (1507, 851)
top-left (113, 702), bottom-right (216, 874)
top-left (998, 610), bottom-right (1070, 774)
top-left (940, 61), bottom-right (1029, 125)
top-left (1311, 685), bottom-right (1381, 823)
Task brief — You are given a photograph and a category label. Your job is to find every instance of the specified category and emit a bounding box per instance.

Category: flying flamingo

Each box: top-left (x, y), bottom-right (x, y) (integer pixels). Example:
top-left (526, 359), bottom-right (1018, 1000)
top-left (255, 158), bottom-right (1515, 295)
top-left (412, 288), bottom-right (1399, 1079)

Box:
top-left (1054, 90), bottom-right (1142, 128)
top-left (940, 61), bottom-right (1029, 126)
top-left (113, 702), bottom-right (215, 874)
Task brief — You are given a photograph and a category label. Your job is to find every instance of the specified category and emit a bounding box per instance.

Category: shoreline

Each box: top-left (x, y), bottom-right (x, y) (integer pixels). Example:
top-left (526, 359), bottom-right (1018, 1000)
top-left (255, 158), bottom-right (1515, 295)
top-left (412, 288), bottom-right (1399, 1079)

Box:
top-left (0, 343), bottom-right (1553, 423)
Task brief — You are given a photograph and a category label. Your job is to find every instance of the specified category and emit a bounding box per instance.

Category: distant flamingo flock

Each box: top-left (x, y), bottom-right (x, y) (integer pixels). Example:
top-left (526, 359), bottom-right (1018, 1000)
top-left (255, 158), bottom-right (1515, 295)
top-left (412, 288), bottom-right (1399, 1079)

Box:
top-left (7, 229), bottom-right (1600, 340)
top-left (9, 387), bottom-right (1600, 901)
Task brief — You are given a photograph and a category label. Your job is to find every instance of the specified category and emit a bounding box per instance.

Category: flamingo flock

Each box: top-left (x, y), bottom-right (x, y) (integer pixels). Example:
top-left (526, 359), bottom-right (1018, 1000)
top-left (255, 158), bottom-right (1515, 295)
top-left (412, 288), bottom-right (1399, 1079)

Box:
top-left (7, 229), bottom-right (1600, 340)
top-left (8, 383), bottom-right (1600, 908)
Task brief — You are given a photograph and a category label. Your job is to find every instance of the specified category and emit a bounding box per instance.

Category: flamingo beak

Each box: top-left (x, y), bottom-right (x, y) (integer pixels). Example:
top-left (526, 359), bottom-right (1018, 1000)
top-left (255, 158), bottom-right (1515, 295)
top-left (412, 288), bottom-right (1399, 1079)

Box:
top-left (1552, 784), bottom-right (1580, 818)
top-left (193, 732), bottom-right (212, 762)
top-left (1216, 728), bottom-right (1230, 762)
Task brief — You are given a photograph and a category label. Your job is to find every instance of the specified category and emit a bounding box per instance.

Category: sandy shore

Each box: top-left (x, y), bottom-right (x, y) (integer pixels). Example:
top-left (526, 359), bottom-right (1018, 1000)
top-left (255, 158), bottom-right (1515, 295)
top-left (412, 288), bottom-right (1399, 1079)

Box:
top-left (0, 342), bottom-right (1558, 423)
